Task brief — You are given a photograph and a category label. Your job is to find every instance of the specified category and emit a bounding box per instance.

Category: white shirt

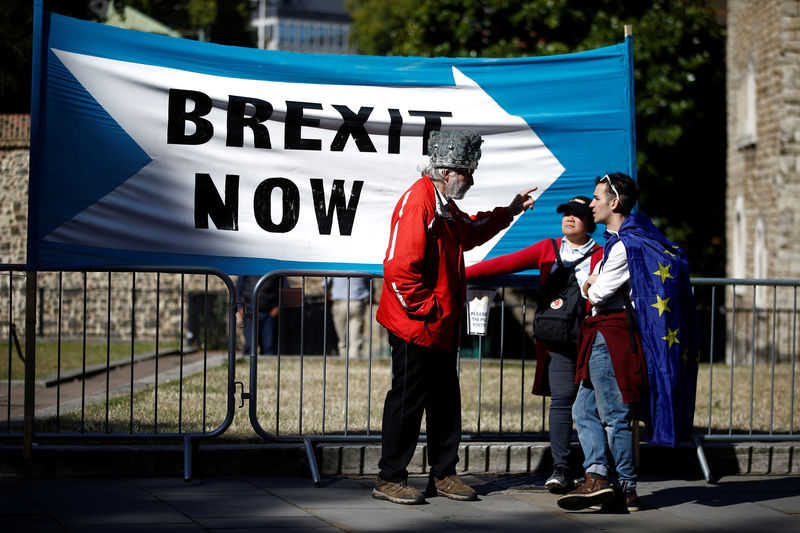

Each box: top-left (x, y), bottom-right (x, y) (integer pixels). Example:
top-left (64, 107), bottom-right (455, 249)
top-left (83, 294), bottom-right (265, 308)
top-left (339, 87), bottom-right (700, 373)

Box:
top-left (559, 237), bottom-right (597, 291)
top-left (582, 234), bottom-right (631, 315)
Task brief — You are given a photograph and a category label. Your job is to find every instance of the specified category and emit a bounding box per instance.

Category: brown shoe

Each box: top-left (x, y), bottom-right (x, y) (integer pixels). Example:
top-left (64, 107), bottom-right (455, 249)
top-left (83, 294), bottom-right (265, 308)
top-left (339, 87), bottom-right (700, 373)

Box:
top-left (427, 474), bottom-right (478, 501)
top-left (372, 476), bottom-right (425, 505)
top-left (556, 473), bottom-right (615, 511)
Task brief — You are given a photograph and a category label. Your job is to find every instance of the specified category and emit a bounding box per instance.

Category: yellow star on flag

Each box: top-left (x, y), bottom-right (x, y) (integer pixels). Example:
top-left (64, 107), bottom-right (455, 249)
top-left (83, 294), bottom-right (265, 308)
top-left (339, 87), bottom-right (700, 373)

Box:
top-left (681, 347), bottom-right (691, 366)
top-left (663, 248), bottom-right (677, 258)
top-left (651, 294), bottom-right (671, 316)
top-left (662, 328), bottom-right (680, 348)
top-left (653, 262), bottom-right (673, 283)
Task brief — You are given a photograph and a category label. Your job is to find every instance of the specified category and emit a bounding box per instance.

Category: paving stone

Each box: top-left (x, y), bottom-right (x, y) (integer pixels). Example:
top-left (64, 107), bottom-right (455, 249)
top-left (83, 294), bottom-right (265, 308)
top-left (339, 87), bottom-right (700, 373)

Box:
top-left (363, 445), bottom-right (381, 475)
top-left (319, 445), bottom-right (341, 476)
top-left (408, 444), bottom-right (426, 474)
top-left (340, 445), bottom-right (363, 475)
top-left (488, 444), bottom-right (508, 472)
top-left (751, 445), bottom-right (771, 474)
top-left (466, 444), bottom-right (488, 472)
top-left (457, 444), bottom-right (468, 472)
top-left (771, 445), bottom-right (792, 474)
top-left (508, 444), bottom-right (530, 472)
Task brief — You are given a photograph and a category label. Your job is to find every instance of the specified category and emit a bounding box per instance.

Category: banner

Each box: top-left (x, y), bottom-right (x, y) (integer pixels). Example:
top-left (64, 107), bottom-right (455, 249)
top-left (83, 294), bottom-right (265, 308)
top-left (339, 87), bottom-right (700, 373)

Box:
top-left (29, 8), bottom-right (636, 275)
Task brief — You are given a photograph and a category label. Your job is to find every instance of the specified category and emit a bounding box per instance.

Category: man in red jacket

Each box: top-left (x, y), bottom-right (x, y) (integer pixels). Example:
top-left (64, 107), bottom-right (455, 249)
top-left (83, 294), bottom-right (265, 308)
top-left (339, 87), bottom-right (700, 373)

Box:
top-left (373, 130), bottom-right (536, 505)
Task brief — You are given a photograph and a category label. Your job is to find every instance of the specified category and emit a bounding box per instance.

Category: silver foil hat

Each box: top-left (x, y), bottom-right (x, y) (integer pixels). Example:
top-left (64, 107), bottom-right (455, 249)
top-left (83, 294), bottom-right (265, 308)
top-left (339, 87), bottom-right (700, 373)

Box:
top-left (428, 130), bottom-right (483, 170)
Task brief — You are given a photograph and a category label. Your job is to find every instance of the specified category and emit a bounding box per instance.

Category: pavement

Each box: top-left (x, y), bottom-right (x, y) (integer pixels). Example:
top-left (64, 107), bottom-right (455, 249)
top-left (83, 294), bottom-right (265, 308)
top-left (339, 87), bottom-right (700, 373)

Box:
top-left (1, 472), bottom-right (798, 532)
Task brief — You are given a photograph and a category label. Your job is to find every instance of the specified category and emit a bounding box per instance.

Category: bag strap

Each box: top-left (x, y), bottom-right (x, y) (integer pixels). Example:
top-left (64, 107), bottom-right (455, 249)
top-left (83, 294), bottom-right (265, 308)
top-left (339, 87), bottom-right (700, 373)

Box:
top-left (572, 245), bottom-right (598, 269)
top-left (552, 239), bottom-right (598, 272)
top-left (550, 238), bottom-right (563, 268)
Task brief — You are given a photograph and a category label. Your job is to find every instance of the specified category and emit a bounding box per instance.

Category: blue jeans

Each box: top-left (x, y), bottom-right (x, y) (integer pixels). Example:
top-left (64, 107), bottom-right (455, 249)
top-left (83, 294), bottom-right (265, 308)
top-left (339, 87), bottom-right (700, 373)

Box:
top-left (572, 332), bottom-right (636, 487)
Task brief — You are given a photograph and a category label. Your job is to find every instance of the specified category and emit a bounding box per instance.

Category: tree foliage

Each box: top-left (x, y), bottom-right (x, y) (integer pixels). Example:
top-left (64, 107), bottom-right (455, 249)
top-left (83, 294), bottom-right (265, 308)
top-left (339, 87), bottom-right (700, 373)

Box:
top-left (347, 0), bottom-right (726, 276)
top-left (0, 0), bottom-right (254, 113)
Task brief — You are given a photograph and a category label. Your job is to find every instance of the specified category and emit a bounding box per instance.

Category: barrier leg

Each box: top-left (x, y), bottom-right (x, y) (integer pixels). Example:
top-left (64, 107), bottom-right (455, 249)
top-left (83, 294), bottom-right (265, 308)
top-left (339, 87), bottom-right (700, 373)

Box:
top-left (304, 437), bottom-right (321, 486)
top-left (184, 435), bottom-right (193, 482)
top-left (694, 437), bottom-right (714, 483)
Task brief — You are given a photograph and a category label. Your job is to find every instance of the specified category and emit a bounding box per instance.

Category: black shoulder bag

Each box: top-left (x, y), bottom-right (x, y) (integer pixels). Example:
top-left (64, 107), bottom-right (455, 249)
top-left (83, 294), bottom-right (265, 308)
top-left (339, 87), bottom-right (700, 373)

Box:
top-left (533, 239), bottom-right (597, 347)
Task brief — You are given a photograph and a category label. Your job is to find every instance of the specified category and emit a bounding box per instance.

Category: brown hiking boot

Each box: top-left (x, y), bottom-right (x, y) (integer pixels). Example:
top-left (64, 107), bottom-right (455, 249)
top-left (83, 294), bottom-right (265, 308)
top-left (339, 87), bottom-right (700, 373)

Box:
top-left (426, 474), bottom-right (478, 501)
top-left (372, 476), bottom-right (425, 505)
top-left (556, 473), bottom-right (615, 511)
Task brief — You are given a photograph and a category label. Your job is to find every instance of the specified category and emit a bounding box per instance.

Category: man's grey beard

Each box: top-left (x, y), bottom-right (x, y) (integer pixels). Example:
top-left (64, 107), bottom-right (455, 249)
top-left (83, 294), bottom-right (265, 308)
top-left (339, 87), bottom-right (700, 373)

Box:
top-left (444, 172), bottom-right (471, 200)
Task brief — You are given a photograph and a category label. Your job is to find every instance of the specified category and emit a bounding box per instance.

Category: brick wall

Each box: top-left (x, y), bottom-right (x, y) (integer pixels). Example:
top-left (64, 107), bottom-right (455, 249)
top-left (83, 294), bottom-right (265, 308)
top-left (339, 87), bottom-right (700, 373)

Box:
top-left (726, 0), bottom-right (800, 362)
top-left (727, 0), bottom-right (800, 281)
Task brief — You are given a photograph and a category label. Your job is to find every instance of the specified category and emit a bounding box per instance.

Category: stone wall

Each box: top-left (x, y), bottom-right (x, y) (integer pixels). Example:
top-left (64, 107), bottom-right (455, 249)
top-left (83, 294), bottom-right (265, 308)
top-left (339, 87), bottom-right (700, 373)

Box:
top-left (0, 115), bottom-right (30, 265)
top-left (727, 0), bottom-right (800, 281)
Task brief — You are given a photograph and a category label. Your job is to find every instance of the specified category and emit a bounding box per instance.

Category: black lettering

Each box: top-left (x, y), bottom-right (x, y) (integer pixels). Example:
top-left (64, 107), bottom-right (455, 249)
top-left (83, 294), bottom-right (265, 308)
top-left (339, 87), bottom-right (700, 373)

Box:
top-left (388, 108), bottom-right (402, 154)
top-left (285, 101), bottom-right (323, 150)
top-left (310, 178), bottom-right (363, 236)
top-left (168, 89), bottom-right (214, 145)
top-left (194, 173), bottom-right (239, 230)
top-left (330, 105), bottom-right (376, 152)
top-left (408, 110), bottom-right (453, 154)
top-left (226, 95), bottom-right (273, 148)
top-left (254, 178), bottom-right (300, 233)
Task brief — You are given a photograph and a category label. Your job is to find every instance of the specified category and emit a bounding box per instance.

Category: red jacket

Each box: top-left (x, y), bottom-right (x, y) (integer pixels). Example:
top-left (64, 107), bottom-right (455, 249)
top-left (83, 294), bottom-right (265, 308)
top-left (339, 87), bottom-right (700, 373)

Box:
top-left (466, 237), bottom-right (603, 396)
top-left (377, 177), bottom-right (513, 352)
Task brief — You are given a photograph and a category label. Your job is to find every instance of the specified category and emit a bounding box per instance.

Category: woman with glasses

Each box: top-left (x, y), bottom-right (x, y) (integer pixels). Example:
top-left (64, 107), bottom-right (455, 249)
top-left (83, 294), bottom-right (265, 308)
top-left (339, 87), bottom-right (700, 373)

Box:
top-left (466, 195), bottom-right (603, 492)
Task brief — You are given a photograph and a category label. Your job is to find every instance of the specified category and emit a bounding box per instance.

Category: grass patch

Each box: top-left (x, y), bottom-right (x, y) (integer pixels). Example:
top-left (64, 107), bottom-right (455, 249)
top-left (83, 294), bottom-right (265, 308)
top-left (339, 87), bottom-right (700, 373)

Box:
top-left (34, 358), bottom-right (799, 439)
top-left (0, 341), bottom-right (180, 381)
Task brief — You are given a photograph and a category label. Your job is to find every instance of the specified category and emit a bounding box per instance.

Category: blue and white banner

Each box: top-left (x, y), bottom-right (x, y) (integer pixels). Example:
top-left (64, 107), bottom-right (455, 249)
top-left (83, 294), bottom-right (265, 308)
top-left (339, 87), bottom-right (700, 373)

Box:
top-left (29, 8), bottom-right (636, 275)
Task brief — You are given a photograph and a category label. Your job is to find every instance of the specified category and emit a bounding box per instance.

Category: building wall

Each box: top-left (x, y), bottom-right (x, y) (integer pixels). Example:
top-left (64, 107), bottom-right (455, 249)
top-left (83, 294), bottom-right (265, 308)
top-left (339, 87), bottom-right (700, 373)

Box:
top-left (726, 0), bottom-right (800, 362)
top-left (727, 0), bottom-right (800, 282)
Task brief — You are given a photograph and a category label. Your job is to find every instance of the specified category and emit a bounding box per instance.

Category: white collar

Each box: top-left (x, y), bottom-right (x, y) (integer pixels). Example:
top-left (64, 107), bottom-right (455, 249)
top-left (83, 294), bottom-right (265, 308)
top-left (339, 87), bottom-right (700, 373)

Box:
top-left (431, 179), bottom-right (452, 219)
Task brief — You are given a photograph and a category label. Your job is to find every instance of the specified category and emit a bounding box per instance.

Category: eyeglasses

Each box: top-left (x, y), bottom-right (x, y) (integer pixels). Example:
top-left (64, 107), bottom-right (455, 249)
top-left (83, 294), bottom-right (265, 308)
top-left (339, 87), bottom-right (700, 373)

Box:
top-left (600, 174), bottom-right (620, 201)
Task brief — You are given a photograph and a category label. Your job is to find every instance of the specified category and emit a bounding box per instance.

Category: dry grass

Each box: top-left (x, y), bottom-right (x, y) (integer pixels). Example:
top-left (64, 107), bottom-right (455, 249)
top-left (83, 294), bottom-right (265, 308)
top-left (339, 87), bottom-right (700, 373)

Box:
top-left (0, 341), bottom-right (179, 380)
top-left (694, 362), bottom-right (799, 434)
top-left (38, 355), bottom-right (799, 440)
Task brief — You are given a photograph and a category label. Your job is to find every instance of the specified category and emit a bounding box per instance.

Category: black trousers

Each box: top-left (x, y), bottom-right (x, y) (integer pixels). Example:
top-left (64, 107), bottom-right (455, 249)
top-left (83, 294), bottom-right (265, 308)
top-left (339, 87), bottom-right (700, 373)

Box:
top-left (547, 349), bottom-right (579, 469)
top-left (378, 333), bottom-right (461, 482)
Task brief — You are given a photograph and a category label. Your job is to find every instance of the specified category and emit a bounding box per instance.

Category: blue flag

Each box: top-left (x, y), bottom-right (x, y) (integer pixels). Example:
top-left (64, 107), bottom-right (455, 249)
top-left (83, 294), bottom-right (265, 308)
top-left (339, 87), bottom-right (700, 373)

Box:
top-left (612, 212), bottom-right (700, 447)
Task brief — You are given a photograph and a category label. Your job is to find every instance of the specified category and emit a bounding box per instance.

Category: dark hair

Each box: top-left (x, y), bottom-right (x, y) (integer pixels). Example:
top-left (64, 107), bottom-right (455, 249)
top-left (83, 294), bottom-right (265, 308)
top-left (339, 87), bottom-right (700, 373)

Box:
top-left (581, 214), bottom-right (597, 235)
top-left (595, 172), bottom-right (638, 215)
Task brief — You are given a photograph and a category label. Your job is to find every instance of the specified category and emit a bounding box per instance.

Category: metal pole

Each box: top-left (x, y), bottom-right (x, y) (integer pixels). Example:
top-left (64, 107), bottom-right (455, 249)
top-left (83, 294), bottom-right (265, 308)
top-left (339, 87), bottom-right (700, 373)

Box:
top-left (22, 272), bottom-right (38, 458)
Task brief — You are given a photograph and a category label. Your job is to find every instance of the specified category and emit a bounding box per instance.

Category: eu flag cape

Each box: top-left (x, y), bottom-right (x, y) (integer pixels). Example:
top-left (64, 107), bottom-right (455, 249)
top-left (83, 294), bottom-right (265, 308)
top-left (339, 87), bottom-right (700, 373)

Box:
top-left (28, 5), bottom-right (637, 275)
top-left (611, 212), bottom-right (700, 446)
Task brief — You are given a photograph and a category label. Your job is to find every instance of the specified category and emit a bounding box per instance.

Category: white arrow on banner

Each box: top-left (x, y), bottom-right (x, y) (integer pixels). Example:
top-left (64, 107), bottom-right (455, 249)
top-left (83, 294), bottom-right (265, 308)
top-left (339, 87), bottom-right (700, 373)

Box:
top-left (46, 49), bottom-right (564, 266)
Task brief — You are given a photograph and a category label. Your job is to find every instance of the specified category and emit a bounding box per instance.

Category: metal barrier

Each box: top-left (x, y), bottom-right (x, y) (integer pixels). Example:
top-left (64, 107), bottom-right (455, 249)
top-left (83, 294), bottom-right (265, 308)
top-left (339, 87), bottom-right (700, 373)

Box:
top-left (3, 265), bottom-right (798, 483)
top-left (243, 272), bottom-right (799, 484)
top-left (0, 265), bottom-right (238, 481)
top-left (690, 278), bottom-right (799, 481)
top-left (245, 271), bottom-right (555, 484)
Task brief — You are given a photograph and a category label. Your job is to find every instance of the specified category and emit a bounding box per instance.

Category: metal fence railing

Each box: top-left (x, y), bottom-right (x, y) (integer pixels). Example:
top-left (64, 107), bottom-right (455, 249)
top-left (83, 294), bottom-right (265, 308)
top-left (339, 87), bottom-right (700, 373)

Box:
top-left (0, 266), bottom-right (238, 480)
top-left (689, 278), bottom-right (799, 480)
top-left (2, 265), bottom-right (797, 483)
